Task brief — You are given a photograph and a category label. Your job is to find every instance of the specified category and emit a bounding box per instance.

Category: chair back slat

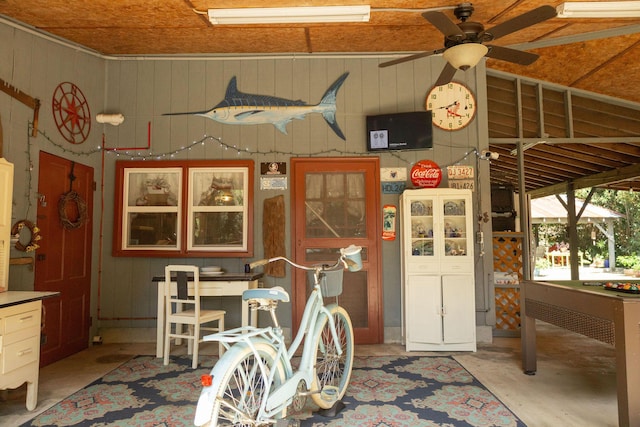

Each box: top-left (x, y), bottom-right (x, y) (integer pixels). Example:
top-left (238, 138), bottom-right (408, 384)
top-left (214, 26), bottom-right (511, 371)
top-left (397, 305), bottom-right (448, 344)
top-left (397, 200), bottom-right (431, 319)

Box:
top-left (176, 270), bottom-right (189, 300)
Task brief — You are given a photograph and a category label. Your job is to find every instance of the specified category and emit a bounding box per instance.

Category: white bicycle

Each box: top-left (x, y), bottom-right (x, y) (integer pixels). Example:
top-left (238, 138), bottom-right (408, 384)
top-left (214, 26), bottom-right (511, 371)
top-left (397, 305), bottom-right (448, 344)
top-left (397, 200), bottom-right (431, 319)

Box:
top-left (194, 245), bottom-right (362, 427)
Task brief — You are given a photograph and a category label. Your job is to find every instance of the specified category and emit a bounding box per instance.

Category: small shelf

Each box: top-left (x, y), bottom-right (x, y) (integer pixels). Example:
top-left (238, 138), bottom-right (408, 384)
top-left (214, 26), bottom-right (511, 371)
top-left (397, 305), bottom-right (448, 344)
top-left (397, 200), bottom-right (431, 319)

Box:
top-left (9, 257), bottom-right (34, 266)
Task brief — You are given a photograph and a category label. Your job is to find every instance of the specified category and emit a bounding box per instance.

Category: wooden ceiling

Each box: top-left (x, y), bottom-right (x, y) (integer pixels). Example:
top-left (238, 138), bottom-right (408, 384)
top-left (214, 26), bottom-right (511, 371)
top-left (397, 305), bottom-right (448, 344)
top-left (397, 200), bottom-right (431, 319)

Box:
top-left (2, 0), bottom-right (640, 195)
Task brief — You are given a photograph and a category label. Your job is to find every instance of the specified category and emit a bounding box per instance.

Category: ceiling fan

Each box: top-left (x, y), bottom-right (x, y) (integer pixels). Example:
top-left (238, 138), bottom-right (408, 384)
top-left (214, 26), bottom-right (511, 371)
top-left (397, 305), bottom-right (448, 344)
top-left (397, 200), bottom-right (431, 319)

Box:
top-left (379, 3), bottom-right (557, 86)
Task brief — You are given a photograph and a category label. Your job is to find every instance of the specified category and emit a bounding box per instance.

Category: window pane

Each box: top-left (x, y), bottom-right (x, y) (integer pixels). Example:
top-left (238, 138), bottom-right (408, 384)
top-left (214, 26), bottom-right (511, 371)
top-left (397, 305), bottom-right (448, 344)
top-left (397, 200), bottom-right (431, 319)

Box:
top-left (305, 172), bottom-right (366, 238)
top-left (128, 213), bottom-right (178, 247)
top-left (127, 171), bottom-right (179, 206)
top-left (193, 212), bottom-right (244, 246)
top-left (192, 171), bottom-right (245, 206)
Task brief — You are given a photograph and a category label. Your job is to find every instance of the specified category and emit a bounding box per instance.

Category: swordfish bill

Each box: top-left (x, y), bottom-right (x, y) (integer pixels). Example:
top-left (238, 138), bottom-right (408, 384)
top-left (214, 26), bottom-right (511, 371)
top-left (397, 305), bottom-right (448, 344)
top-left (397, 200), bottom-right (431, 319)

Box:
top-left (163, 72), bottom-right (349, 140)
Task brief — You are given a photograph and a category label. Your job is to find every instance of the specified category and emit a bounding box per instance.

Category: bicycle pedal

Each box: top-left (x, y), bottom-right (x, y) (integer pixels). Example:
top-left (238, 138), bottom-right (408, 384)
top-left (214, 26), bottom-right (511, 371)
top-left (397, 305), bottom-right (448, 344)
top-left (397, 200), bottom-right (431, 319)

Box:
top-left (320, 385), bottom-right (339, 402)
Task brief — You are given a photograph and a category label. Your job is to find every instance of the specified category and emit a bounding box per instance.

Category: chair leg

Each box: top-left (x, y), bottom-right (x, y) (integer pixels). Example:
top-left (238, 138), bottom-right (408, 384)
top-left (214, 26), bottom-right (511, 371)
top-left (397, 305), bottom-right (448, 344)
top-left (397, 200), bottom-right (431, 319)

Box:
top-left (192, 323), bottom-right (200, 369)
top-left (187, 325), bottom-right (194, 355)
top-left (163, 322), bottom-right (171, 366)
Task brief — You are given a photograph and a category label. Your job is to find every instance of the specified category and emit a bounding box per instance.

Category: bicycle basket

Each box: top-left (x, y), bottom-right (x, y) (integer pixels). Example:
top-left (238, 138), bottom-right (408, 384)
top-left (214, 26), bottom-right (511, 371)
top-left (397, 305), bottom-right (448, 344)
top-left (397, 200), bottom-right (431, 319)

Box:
top-left (308, 267), bottom-right (344, 297)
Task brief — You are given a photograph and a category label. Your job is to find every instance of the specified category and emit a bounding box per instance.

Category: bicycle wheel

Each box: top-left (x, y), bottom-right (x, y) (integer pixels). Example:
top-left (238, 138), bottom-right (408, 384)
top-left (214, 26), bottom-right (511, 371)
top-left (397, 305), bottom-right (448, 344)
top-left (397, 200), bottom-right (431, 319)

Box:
top-left (310, 305), bottom-right (354, 409)
top-left (194, 340), bottom-right (286, 427)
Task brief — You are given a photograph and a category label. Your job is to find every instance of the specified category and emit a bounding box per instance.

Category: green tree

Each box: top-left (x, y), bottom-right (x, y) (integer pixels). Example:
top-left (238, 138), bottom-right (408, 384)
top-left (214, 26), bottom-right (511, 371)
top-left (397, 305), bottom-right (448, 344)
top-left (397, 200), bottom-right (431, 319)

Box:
top-left (575, 188), bottom-right (640, 263)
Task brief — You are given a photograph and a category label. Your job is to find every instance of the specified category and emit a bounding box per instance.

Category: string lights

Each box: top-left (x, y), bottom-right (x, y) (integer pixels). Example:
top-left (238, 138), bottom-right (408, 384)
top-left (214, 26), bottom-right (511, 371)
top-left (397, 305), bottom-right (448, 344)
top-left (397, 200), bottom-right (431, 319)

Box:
top-left (27, 121), bottom-right (478, 167)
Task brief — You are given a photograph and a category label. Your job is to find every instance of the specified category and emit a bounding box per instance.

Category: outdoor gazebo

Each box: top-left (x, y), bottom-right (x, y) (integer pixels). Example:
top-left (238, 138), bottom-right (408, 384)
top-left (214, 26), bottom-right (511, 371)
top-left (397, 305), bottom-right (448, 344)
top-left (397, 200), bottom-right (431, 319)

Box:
top-left (530, 194), bottom-right (624, 270)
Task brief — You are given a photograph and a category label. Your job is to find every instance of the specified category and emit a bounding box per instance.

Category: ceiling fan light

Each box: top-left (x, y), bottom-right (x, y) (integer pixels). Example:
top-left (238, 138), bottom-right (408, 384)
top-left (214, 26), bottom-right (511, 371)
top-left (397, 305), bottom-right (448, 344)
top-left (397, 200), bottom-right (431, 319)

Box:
top-left (556, 1), bottom-right (640, 18)
top-left (443, 44), bottom-right (489, 70)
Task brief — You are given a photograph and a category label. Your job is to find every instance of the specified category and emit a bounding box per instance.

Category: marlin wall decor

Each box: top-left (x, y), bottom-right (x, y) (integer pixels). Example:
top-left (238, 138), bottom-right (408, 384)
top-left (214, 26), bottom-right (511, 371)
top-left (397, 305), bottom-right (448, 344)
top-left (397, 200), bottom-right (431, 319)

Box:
top-left (164, 72), bottom-right (349, 140)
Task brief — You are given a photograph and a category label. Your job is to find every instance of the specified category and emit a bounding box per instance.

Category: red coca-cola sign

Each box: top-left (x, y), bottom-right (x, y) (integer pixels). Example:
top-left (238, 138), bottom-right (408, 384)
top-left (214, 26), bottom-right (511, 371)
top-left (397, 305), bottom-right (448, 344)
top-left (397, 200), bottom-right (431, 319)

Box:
top-left (410, 160), bottom-right (442, 188)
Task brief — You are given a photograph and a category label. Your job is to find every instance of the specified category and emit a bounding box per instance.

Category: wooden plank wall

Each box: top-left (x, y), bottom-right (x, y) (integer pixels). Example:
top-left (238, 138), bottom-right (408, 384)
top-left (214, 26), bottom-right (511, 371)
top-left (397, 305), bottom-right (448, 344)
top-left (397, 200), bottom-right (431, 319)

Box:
top-left (2, 20), bottom-right (493, 338)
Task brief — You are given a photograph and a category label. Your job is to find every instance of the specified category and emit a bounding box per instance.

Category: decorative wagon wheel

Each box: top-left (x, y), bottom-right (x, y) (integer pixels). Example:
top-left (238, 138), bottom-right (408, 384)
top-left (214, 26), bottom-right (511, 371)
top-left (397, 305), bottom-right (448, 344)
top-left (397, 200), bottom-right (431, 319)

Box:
top-left (52, 82), bottom-right (91, 144)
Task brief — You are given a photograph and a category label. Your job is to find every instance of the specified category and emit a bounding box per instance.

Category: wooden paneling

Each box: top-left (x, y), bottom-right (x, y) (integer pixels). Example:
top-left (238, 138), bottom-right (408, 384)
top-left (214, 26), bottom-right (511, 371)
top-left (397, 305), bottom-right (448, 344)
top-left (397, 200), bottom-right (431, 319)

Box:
top-left (488, 72), bottom-right (640, 194)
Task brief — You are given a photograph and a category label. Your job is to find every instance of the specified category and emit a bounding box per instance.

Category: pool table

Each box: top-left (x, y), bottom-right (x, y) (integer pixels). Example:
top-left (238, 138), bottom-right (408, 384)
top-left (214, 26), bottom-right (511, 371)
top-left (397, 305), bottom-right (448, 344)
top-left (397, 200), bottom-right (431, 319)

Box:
top-left (521, 279), bottom-right (640, 427)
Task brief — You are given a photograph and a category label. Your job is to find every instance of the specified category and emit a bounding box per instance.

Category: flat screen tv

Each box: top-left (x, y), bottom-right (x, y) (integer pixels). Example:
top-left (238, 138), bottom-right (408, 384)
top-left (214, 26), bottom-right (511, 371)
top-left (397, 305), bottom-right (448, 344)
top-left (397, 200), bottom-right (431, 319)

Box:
top-left (366, 111), bottom-right (432, 152)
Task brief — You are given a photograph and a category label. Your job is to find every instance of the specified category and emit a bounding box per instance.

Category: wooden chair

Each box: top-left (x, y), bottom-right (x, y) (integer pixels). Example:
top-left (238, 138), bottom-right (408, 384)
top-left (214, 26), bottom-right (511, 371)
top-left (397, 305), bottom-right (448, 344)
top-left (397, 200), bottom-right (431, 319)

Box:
top-left (163, 265), bottom-right (225, 369)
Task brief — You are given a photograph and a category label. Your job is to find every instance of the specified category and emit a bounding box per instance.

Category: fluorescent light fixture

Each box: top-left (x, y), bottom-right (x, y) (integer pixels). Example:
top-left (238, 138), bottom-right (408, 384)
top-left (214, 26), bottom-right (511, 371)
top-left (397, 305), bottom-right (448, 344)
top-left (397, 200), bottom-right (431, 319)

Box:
top-left (443, 43), bottom-right (488, 70)
top-left (208, 6), bottom-right (371, 25)
top-left (556, 1), bottom-right (640, 18)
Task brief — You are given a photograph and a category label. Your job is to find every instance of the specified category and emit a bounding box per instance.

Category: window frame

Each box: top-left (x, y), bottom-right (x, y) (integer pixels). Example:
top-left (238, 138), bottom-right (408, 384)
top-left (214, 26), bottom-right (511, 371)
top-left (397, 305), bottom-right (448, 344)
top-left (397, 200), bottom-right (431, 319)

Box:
top-left (113, 159), bottom-right (254, 258)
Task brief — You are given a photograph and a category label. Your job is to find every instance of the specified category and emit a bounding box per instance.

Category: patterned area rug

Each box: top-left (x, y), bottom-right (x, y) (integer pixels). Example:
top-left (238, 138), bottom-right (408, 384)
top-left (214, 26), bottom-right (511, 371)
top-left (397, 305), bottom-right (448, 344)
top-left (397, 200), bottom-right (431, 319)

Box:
top-left (21, 355), bottom-right (525, 427)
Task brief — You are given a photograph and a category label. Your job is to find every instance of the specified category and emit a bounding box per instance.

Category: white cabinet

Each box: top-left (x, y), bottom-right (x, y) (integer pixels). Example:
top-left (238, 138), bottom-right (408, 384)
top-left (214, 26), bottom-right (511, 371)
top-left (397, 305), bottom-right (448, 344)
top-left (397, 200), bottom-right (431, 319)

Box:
top-left (0, 158), bottom-right (14, 292)
top-left (0, 298), bottom-right (42, 410)
top-left (400, 188), bottom-right (476, 351)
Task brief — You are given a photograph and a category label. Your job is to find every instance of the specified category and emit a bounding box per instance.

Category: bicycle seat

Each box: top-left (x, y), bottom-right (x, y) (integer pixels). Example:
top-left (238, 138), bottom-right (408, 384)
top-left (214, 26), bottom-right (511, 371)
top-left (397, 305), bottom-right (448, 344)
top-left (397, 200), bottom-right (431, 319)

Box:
top-left (243, 286), bottom-right (290, 303)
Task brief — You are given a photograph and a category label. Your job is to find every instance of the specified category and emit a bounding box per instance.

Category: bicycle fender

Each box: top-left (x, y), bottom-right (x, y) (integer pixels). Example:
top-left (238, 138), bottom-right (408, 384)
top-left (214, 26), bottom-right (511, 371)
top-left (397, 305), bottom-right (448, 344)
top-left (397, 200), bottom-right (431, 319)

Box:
top-left (194, 384), bottom-right (216, 426)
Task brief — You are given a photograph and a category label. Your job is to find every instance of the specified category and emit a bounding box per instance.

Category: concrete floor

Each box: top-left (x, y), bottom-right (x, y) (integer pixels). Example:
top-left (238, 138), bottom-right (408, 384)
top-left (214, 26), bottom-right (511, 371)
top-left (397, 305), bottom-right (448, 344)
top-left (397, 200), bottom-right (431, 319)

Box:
top-left (0, 322), bottom-right (618, 427)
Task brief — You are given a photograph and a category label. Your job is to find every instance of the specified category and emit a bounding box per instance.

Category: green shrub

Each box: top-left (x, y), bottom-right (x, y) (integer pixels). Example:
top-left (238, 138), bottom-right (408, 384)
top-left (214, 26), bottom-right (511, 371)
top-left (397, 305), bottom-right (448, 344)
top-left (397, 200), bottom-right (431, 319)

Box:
top-left (617, 255), bottom-right (640, 269)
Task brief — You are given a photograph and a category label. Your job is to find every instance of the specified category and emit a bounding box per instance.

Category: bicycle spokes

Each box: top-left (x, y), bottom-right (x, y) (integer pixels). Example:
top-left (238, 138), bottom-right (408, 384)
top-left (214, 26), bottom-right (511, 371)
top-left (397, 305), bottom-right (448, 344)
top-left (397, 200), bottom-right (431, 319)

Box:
top-left (217, 355), bottom-right (271, 426)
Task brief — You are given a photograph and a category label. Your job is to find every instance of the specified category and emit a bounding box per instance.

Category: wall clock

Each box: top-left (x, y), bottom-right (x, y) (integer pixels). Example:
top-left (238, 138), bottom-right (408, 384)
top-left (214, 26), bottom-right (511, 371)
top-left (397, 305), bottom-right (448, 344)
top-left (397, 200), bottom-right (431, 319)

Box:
top-left (52, 82), bottom-right (91, 144)
top-left (426, 81), bottom-right (476, 131)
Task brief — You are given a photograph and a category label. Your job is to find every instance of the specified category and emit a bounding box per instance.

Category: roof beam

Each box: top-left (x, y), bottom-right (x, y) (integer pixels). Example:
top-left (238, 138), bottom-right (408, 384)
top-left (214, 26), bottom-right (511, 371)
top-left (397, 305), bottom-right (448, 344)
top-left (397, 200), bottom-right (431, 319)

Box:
top-left (528, 163), bottom-right (640, 198)
top-left (490, 137), bottom-right (640, 144)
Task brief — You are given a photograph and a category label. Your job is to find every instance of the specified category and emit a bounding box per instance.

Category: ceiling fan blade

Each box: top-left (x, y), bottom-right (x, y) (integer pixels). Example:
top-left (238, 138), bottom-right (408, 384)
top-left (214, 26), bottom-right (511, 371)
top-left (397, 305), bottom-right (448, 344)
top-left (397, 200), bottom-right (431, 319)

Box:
top-left (434, 63), bottom-right (458, 87)
top-left (486, 45), bottom-right (539, 65)
top-left (484, 5), bottom-right (557, 40)
top-left (379, 49), bottom-right (444, 68)
top-left (422, 10), bottom-right (466, 39)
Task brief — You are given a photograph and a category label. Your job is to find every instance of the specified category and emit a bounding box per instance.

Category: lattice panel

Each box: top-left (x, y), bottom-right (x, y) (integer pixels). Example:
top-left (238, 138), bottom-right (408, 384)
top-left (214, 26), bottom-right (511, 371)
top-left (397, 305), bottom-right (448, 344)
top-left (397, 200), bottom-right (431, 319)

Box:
top-left (495, 286), bottom-right (520, 331)
top-left (493, 234), bottom-right (523, 280)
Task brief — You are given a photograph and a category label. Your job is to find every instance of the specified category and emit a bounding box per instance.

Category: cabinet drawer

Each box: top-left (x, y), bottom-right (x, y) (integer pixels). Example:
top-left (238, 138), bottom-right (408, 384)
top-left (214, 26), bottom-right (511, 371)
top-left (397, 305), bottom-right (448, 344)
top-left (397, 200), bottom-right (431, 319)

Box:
top-left (440, 261), bottom-right (473, 274)
top-left (406, 263), bottom-right (438, 274)
top-left (1, 333), bottom-right (40, 373)
top-left (5, 308), bottom-right (40, 335)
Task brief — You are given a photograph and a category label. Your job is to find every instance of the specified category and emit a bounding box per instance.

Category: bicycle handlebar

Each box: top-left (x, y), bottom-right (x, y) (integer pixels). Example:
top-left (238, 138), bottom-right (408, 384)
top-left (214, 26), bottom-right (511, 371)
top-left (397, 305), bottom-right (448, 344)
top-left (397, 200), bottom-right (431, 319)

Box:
top-left (244, 245), bottom-right (362, 273)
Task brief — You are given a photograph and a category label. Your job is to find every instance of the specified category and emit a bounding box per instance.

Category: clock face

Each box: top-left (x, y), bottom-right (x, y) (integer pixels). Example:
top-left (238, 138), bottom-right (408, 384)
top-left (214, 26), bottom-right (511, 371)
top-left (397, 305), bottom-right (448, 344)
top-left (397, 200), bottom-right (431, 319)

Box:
top-left (52, 82), bottom-right (91, 144)
top-left (426, 82), bottom-right (476, 131)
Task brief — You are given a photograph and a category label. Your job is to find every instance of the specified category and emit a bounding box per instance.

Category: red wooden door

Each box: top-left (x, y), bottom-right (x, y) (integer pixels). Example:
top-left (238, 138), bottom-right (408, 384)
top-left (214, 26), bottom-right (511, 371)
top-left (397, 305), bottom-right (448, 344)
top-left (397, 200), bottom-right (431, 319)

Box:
top-left (291, 157), bottom-right (382, 344)
top-left (35, 152), bottom-right (93, 366)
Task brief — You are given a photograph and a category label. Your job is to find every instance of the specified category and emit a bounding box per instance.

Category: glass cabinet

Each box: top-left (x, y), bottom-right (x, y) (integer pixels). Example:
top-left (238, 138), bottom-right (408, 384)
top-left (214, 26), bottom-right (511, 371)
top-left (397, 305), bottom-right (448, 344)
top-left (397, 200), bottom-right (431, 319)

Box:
top-left (404, 191), bottom-right (472, 268)
top-left (400, 188), bottom-right (476, 352)
top-left (113, 160), bottom-right (253, 257)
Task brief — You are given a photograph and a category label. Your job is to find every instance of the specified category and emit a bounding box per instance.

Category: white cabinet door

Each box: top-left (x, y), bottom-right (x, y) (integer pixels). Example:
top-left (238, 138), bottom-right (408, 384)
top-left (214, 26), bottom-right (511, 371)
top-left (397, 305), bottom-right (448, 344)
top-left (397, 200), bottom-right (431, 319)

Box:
top-left (406, 274), bottom-right (441, 346)
top-left (442, 275), bottom-right (476, 345)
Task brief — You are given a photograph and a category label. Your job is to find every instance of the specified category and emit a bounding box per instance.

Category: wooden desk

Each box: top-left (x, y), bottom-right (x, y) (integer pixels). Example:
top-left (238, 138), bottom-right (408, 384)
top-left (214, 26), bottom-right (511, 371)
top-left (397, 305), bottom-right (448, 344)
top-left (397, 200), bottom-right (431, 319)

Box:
top-left (1, 291), bottom-right (59, 411)
top-left (521, 280), bottom-right (640, 427)
top-left (153, 273), bottom-right (262, 358)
